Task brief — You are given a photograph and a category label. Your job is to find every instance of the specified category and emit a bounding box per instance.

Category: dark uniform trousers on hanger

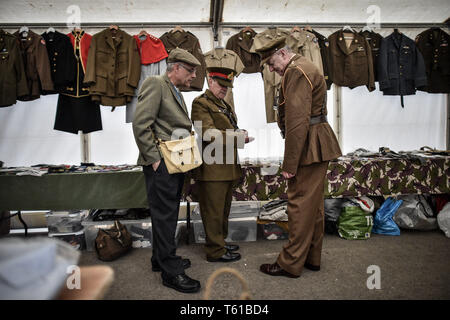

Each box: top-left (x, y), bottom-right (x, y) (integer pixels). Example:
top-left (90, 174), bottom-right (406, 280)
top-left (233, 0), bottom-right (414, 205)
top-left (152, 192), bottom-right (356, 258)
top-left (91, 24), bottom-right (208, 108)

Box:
top-left (415, 28), bottom-right (450, 93)
top-left (0, 29), bottom-right (28, 108)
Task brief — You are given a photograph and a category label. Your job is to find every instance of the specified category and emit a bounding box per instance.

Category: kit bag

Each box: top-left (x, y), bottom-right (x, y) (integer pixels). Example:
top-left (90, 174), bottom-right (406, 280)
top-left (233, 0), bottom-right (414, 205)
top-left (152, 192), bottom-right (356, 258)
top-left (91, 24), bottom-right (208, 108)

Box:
top-left (95, 220), bottom-right (132, 261)
top-left (158, 134), bottom-right (202, 174)
top-left (338, 205), bottom-right (373, 240)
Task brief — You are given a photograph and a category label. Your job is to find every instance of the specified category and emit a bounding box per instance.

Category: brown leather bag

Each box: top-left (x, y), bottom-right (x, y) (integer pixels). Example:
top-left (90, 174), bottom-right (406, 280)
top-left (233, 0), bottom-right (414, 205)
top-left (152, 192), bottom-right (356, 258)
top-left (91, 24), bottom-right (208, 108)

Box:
top-left (95, 220), bottom-right (132, 261)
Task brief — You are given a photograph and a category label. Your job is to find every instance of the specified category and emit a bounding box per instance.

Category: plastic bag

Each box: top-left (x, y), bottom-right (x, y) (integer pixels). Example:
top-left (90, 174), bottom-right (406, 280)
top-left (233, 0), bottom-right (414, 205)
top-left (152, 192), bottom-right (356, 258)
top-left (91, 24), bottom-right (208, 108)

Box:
top-left (372, 197), bottom-right (402, 235)
top-left (437, 202), bottom-right (450, 238)
top-left (393, 195), bottom-right (437, 230)
top-left (337, 205), bottom-right (373, 240)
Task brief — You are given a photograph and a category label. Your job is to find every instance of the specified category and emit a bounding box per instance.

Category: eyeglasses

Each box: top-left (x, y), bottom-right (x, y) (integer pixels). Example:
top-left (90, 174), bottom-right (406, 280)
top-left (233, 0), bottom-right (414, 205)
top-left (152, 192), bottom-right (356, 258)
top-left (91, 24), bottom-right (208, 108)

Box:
top-left (178, 63), bottom-right (196, 74)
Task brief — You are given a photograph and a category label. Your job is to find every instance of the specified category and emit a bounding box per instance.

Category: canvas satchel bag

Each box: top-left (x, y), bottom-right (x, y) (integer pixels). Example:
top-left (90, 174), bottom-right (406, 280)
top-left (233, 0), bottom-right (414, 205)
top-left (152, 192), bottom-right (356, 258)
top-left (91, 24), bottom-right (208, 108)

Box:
top-left (95, 220), bottom-right (132, 261)
top-left (158, 133), bottom-right (202, 174)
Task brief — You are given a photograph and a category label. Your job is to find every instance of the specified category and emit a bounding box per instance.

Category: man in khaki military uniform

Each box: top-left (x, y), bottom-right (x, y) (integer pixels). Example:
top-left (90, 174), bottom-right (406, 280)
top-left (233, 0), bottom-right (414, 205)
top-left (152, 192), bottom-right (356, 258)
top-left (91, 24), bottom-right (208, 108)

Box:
top-left (132, 48), bottom-right (201, 293)
top-left (191, 67), bottom-right (253, 263)
top-left (255, 37), bottom-right (342, 278)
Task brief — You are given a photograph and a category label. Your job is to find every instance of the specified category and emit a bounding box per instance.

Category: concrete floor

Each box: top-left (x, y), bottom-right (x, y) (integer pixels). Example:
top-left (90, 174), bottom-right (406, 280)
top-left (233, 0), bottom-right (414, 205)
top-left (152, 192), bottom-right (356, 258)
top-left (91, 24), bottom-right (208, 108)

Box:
top-left (78, 229), bottom-right (450, 300)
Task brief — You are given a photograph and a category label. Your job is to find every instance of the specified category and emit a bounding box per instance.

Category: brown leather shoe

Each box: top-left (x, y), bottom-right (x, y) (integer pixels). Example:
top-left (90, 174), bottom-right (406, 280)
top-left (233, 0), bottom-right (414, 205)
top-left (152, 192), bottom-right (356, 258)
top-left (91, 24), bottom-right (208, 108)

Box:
top-left (259, 262), bottom-right (299, 278)
top-left (304, 262), bottom-right (320, 271)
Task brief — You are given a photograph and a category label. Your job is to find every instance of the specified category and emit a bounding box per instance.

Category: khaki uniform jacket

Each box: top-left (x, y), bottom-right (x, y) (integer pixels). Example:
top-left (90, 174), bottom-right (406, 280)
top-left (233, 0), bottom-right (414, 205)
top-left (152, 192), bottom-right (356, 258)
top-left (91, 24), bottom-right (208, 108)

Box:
top-left (159, 31), bottom-right (206, 92)
top-left (204, 48), bottom-right (245, 109)
top-left (132, 73), bottom-right (192, 166)
top-left (226, 29), bottom-right (261, 73)
top-left (286, 29), bottom-right (324, 75)
top-left (0, 29), bottom-right (28, 107)
top-left (84, 28), bottom-right (141, 106)
top-left (13, 29), bottom-right (54, 101)
top-left (328, 30), bottom-right (375, 91)
top-left (191, 89), bottom-right (243, 181)
top-left (278, 55), bottom-right (342, 173)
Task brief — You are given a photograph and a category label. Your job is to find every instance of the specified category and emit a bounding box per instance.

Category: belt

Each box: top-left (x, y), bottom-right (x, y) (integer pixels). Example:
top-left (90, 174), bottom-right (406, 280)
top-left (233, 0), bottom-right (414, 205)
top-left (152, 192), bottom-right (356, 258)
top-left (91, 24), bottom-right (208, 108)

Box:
top-left (309, 114), bottom-right (328, 125)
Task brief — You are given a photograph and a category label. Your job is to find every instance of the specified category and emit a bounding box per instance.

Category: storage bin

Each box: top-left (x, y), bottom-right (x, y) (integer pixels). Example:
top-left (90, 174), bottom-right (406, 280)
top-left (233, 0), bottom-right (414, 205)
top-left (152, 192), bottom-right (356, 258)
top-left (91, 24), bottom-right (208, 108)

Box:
top-left (48, 229), bottom-right (86, 250)
top-left (193, 216), bottom-right (257, 243)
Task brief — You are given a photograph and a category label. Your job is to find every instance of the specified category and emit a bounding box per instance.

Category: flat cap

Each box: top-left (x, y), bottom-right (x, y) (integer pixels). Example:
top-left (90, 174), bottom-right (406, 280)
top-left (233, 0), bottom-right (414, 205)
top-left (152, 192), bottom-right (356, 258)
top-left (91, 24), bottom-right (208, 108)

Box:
top-left (167, 47), bottom-right (201, 66)
top-left (254, 37), bottom-right (287, 66)
top-left (207, 66), bottom-right (236, 88)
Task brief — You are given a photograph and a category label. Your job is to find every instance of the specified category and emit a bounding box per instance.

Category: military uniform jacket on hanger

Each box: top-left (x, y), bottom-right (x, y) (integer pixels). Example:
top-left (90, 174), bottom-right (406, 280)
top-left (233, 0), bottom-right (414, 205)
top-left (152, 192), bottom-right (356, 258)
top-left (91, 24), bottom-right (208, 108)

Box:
top-left (310, 29), bottom-right (333, 90)
top-left (13, 29), bottom-right (54, 101)
top-left (378, 31), bottom-right (427, 96)
top-left (359, 30), bottom-right (383, 82)
top-left (159, 30), bottom-right (206, 91)
top-left (0, 29), bottom-right (28, 107)
top-left (415, 28), bottom-right (450, 93)
top-left (41, 31), bottom-right (77, 93)
top-left (328, 30), bottom-right (375, 91)
top-left (226, 28), bottom-right (261, 73)
top-left (84, 28), bottom-right (141, 106)
top-left (286, 29), bottom-right (324, 75)
top-left (204, 48), bottom-right (244, 109)
top-left (64, 30), bottom-right (92, 98)
top-left (251, 28), bottom-right (291, 123)
top-left (191, 89), bottom-right (243, 182)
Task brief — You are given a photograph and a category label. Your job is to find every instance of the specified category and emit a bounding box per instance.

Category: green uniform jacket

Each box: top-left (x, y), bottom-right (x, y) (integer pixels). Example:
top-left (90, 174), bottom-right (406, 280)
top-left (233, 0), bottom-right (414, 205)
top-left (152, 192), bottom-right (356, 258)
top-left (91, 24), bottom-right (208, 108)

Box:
top-left (132, 73), bottom-right (192, 166)
top-left (84, 28), bottom-right (141, 106)
top-left (191, 89), bottom-right (243, 181)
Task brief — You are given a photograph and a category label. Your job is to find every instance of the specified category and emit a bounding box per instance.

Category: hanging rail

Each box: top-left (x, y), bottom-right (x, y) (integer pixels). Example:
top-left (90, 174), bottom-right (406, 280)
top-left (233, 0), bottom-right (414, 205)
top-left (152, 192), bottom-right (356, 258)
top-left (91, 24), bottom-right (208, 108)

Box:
top-left (0, 22), bottom-right (448, 30)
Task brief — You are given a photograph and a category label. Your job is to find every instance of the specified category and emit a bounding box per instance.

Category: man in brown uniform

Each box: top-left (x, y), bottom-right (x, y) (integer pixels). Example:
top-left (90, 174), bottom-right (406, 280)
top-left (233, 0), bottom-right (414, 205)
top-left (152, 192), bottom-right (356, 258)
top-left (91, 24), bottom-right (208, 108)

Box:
top-left (191, 67), bottom-right (253, 263)
top-left (255, 37), bottom-right (342, 278)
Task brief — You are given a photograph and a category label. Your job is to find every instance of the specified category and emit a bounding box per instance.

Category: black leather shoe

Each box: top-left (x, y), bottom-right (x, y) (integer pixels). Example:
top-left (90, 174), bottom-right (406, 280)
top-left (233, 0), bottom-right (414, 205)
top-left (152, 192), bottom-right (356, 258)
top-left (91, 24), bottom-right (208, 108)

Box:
top-left (259, 262), bottom-right (299, 278)
top-left (207, 251), bottom-right (241, 262)
top-left (152, 258), bottom-right (191, 272)
top-left (162, 273), bottom-right (201, 293)
top-left (304, 262), bottom-right (320, 271)
top-left (224, 244), bottom-right (239, 252)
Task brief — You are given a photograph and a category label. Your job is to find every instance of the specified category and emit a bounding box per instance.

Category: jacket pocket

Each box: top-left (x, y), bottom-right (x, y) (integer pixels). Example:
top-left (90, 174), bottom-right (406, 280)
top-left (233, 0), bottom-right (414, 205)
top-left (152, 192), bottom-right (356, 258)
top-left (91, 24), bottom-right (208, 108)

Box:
top-left (95, 72), bottom-right (108, 93)
top-left (117, 72), bottom-right (128, 94)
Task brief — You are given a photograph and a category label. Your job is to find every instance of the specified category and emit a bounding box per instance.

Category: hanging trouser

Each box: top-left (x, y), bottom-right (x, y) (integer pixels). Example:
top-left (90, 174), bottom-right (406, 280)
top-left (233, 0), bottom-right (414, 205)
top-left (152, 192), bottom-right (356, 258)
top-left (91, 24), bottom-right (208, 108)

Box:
top-left (277, 161), bottom-right (329, 276)
top-left (197, 180), bottom-right (235, 259)
top-left (143, 159), bottom-right (185, 278)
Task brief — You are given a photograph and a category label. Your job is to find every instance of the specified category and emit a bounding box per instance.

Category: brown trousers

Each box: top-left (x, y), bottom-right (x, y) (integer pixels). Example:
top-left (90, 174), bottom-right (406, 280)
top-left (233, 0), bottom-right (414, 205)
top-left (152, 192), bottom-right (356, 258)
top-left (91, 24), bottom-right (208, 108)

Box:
top-left (198, 180), bottom-right (234, 259)
top-left (277, 161), bottom-right (329, 276)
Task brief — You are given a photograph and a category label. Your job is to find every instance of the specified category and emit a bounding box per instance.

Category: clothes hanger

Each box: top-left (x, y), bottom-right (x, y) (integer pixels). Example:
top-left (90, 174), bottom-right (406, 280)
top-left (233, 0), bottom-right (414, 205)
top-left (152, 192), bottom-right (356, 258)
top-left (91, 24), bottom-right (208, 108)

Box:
top-left (46, 26), bottom-right (55, 34)
top-left (171, 25), bottom-right (184, 33)
top-left (242, 25), bottom-right (253, 33)
top-left (362, 25), bottom-right (372, 33)
top-left (303, 25), bottom-right (312, 32)
top-left (342, 25), bottom-right (354, 32)
top-left (19, 26), bottom-right (29, 39)
top-left (291, 26), bottom-right (301, 33)
top-left (109, 25), bottom-right (118, 30)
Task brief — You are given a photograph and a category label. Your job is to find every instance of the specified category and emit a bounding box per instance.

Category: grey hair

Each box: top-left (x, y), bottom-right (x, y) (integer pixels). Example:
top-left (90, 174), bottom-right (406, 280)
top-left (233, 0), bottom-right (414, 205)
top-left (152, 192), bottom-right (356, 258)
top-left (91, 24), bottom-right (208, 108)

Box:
top-left (166, 62), bottom-right (178, 72)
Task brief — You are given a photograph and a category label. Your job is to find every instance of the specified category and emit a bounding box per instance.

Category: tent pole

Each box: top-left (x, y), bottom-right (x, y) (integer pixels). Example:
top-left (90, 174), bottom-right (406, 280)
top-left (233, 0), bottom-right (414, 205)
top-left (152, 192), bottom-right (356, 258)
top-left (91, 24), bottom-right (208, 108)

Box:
top-left (80, 133), bottom-right (91, 164)
top-left (333, 85), bottom-right (343, 150)
top-left (447, 94), bottom-right (450, 150)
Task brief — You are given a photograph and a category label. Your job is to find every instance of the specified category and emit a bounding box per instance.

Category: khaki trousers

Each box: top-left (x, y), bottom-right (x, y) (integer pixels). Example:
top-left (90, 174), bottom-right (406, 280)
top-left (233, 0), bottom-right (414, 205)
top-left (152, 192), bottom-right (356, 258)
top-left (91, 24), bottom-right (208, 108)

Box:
top-left (198, 180), bottom-right (234, 259)
top-left (277, 161), bottom-right (329, 276)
